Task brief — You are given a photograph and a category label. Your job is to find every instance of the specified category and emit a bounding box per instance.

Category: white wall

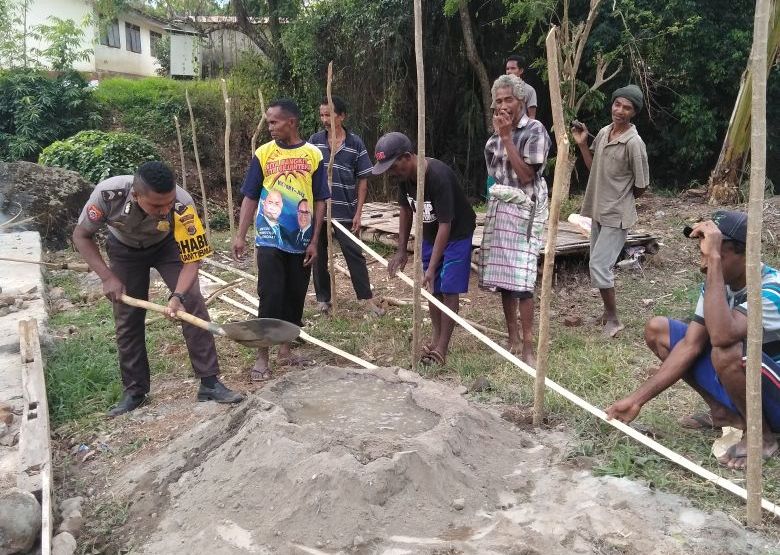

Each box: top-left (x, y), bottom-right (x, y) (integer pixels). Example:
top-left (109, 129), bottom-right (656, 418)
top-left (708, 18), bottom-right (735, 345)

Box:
top-left (24, 0), bottom-right (164, 77)
top-left (23, 0), bottom-right (95, 73)
top-left (93, 13), bottom-right (165, 76)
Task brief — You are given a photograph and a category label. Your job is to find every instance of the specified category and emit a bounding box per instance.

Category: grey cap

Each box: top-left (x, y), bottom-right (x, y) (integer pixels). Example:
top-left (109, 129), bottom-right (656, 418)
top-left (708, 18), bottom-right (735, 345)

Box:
top-left (371, 132), bottom-right (413, 175)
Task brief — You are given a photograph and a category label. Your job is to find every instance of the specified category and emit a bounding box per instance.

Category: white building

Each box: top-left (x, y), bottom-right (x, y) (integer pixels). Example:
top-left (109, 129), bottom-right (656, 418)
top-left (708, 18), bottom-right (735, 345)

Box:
top-left (20, 1), bottom-right (262, 78)
top-left (23, 0), bottom-right (168, 77)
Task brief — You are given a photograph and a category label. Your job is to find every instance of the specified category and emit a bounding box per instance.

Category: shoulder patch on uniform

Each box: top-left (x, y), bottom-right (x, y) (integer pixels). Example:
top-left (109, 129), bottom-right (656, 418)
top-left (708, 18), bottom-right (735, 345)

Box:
top-left (87, 204), bottom-right (103, 222)
top-left (174, 202), bottom-right (188, 215)
top-left (101, 189), bottom-right (126, 203)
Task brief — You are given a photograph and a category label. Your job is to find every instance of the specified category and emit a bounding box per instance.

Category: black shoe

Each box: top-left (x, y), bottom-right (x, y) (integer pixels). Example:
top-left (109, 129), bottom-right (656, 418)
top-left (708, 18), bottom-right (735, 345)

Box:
top-left (107, 393), bottom-right (147, 417)
top-left (197, 380), bottom-right (245, 404)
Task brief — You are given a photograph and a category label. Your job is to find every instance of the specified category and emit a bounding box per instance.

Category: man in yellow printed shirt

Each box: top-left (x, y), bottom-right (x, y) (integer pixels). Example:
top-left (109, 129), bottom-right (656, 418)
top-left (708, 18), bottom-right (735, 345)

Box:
top-left (73, 161), bottom-right (244, 416)
top-left (233, 99), bottom-right (330, 381)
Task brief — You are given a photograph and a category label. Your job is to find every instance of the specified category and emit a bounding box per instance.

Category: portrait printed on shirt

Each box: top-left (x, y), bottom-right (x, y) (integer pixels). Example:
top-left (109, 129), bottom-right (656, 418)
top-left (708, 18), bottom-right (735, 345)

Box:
top-left (254, 144), bottom-right (319, 253)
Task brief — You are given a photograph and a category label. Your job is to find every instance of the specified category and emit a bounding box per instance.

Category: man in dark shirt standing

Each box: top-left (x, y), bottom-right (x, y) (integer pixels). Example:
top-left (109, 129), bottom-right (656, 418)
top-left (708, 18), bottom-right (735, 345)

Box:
top-left (309, 96), bottom-right (383, 316)
top-left (372, 132), bottom-right (476, 366)
top-left (233, 99), bottom-right (330, 381)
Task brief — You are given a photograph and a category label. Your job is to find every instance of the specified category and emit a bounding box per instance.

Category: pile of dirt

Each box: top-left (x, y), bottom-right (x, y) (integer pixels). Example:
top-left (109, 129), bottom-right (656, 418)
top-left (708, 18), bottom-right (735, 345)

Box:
top-left (108, 366), bottom-right (768, 554)
top-left (0, 161), bottom-right (92, 248)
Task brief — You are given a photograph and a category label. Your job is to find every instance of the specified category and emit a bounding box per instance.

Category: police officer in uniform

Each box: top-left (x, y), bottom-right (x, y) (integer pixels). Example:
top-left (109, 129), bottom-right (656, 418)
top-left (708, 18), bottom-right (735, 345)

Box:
top-left (73, 161), bottom-right (244, 416)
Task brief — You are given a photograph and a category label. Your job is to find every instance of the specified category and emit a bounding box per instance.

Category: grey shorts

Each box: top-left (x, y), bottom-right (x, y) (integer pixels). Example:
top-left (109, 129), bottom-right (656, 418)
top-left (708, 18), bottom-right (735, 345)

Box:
top-left (589, 221), bottom-right (627, 289)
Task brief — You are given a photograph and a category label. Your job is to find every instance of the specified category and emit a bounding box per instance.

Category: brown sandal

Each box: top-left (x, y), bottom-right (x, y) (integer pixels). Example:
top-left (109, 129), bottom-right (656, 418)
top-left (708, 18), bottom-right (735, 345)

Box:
top-left (420, 349), bottom-right (445, 366)
top-left (250, 368), bottom-right (272, 382)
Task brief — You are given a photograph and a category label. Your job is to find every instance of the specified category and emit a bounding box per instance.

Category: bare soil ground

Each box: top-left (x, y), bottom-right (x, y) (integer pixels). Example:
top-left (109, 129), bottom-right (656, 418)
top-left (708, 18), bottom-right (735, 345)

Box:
top-left (43, 193), bottom-right (780, 553)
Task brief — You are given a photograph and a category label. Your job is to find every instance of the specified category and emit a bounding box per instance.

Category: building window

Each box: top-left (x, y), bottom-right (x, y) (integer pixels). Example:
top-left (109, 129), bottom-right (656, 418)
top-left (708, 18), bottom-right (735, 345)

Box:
top-left (126, 23), bottom-right (142, 54)
top-left (150, 31), bottom-right (162, 53)
top-left (99, 18), bottom-right (121, 48)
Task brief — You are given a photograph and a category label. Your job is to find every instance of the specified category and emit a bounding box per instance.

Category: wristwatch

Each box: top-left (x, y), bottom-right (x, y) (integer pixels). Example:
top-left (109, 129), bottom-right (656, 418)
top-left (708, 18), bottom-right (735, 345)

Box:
top-left (168, 292), bottom-right (186, 304)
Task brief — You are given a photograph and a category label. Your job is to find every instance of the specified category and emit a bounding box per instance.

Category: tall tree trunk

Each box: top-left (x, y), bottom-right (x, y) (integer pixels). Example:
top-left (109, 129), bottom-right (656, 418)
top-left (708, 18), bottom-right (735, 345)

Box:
top-left (708, 0), bottom-right (779, 204)
top-left (457, 0), bottom-right (493, 132)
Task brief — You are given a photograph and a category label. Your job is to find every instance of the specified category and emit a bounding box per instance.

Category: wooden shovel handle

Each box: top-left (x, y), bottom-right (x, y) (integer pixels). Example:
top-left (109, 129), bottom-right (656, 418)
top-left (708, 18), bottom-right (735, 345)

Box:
top-left (120, 294), bottom-right (225, 336)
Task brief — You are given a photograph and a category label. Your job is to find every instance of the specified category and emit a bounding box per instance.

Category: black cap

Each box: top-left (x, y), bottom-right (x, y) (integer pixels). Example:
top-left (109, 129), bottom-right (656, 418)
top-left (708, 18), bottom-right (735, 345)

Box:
top-left (371, 132), bottom-right (413, 175)
top-left (683, 210), bottom-right (747, 243)
top-left (712, 210), bottom-right (747, 243)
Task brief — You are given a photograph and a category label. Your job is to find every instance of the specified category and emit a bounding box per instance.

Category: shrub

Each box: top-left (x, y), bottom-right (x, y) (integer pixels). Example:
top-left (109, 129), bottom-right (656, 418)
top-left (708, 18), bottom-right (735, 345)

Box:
top-left (0, 69), bottom-right (101, 162)
top-left (92, 77), bottom-right (188, 143)
top-left (39, 130), bottom-right (160, 183)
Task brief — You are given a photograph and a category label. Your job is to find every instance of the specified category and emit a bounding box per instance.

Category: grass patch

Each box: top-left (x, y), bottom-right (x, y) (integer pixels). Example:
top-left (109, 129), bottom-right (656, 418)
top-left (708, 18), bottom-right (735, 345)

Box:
top-left (45, 270), bottom-right (199, 426)
top-left (78, 500), bottom-right (131, 554)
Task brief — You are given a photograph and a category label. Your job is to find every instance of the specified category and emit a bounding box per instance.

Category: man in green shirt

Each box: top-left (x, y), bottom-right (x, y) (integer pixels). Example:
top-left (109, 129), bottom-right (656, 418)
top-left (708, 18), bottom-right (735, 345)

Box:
top-left (572, 85), bottom-right (649, 338)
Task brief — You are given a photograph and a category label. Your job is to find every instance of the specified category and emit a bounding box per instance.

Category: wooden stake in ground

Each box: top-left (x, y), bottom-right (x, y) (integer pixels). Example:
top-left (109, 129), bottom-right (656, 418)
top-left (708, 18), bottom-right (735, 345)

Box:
top-left (411, 0), bottom-right (426, 371)
top-left (325, 61), bottom-right (338, 313)
top-left (534, 26), bottom-right (574, 426)
top-left (173, 115), bottom-right (188, 191)
top-left (220, 79), bottom-right (236, 237)
top-left (251, 88), bottom-right (267, 155)
top-left (185, 88), bottom-right (211, 242)
top-left (746, 0), bottom-right (771, 527)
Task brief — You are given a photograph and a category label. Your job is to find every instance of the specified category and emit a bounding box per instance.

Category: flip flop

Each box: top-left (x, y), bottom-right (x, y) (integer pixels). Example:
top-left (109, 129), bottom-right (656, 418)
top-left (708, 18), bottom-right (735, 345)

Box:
top-left (717, 443), bottom-right (779, 470)
top-left (678, 412), bottom-right (719, 430)
top-left (277, 354), bottom-right (316, 367)
top-left (249, 367), bottom-right (272, 382)
top-left (420, 349), bottom-right (446, 367)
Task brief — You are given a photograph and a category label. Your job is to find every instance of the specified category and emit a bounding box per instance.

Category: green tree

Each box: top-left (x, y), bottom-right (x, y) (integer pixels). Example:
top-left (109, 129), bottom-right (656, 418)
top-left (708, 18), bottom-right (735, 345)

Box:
top-left (0, 0), bottom-right (30, 69)
top-left (0, 70), bottom-right (101, 161)
top-left (30, 16), bottom-right (93, 71)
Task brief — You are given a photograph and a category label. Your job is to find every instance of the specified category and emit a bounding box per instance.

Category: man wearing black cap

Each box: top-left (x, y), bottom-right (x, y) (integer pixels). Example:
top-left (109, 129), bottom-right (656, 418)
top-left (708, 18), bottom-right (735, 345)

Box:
top-left (572, 84), bottom-right (649, 338)
top-left (372, 132), bottom-right (476, 366)
top-left (606, 211), bottom-right (780, 469)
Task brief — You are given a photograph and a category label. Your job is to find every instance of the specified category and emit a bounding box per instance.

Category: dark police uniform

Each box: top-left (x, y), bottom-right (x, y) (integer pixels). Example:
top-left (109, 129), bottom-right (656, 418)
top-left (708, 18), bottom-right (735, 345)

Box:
top-left (77, 175), bottom-right (218, 397)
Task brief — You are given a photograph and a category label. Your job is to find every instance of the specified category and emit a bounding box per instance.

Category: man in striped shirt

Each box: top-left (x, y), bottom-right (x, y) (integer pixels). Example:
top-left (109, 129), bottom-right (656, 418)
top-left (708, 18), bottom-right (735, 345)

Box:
top-left (309, 96), bottom-right (383, 316)
top-left (479, 74), bottom-right (551, 365)
top-left (607, 211), bottom-right (780, 469)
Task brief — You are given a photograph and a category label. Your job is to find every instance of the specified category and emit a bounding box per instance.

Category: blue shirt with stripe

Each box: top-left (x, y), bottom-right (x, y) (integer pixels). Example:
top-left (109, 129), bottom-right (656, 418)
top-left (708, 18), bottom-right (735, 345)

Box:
top-left (308, 129), bottom-right (373, 222)
top-left (693, 264), bottom-right (780, 361)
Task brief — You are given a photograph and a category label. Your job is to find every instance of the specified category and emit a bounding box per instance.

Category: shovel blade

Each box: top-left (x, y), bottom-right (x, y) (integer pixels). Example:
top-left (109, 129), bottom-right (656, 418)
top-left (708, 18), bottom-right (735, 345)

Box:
top-left (221, 318), bottom-right (300, 348)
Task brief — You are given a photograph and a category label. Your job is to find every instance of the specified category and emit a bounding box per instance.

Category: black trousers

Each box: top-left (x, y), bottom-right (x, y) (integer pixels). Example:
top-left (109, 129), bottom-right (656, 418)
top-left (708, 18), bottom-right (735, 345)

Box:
top-left (256, 246), bottom-right (312, 327)
top-left (312, 222), bottom-right (373, 303)
top-left (106, 235), bottom-right (218, 396)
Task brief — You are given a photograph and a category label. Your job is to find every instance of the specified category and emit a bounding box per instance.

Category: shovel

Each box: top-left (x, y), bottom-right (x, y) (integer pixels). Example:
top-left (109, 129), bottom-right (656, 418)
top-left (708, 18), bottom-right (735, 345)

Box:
top-left (120, 294), bottom-right (300, 348)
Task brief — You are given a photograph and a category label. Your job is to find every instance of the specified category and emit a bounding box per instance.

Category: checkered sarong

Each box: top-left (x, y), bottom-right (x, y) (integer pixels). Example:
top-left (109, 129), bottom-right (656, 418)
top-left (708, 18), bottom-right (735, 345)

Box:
top-left (479, 192), bottom-right (547, 293)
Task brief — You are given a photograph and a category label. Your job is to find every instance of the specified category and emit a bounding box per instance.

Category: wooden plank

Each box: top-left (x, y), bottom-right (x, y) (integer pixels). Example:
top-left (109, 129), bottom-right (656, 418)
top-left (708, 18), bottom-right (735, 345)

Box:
top-left (18, 319), bottom-right (52, 555)
top-left (360, 203), bottom-right (657, 256)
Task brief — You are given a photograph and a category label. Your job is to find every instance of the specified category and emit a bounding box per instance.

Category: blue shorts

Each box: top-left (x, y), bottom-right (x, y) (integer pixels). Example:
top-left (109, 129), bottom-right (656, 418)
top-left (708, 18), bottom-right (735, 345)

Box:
top-left (668, 318), bottom-right (780, 431)
top-left (422, 237), bottom-right (472, 295)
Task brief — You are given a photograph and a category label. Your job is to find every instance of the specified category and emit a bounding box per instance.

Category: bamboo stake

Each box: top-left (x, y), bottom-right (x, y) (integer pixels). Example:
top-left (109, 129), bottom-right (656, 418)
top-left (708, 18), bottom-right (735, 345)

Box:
top-left (325, 61), bottom-right (338, 314)
top-left (746, 0), bottom-right (770, 527)
top-left (380, 296), bottom-right (510, 338)
top-left (203, 257), bottom-right (256, 280)
top-left (0, 257), bottom-right (89, 272)
top-left (174, 115), bottom-right (187, 191)
top-left (185, 88), bottom-right (211, 242)
top-left (411, 0), bottom-right (426, 371)
top-left (330, 218), bottom-right (780, 517)
top-left (220, 79), bottom-right (235, 238)
top-left (198, 270), bottom-right (376, 369)
top-left (251, 88), bottom-right (267, 155)
top-left (534, 26), bottom-right (573, 426)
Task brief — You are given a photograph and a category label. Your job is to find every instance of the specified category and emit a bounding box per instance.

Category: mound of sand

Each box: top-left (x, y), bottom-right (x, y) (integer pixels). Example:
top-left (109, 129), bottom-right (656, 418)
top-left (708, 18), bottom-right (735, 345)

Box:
top-left (115, 366), bottom-right (766, 554)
